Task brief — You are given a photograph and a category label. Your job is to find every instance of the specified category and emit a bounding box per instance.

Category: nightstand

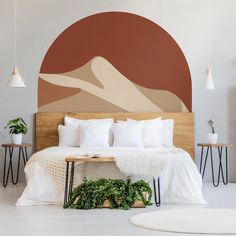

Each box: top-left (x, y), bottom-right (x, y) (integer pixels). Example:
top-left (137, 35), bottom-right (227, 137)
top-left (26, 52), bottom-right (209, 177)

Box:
top-left (2, 143), bottom-right (31, 187)
top-left (197, 143), bottom-right (234, 187)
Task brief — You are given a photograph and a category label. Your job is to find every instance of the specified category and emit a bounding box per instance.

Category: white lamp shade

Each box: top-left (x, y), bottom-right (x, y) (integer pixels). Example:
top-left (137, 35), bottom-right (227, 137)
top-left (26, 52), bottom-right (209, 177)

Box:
top-left (7, 67), bottom-right (26, 87)
top-left (204, 67), bottom-right (214, 90)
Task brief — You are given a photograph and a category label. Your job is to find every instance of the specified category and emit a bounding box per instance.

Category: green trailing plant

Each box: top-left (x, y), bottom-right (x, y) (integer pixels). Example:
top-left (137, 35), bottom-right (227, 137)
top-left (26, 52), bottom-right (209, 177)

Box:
top-left (64, 178), bottom-right (152, 210)
top-left (4, 117), bottom-right (28, 135)
top-left (207, 119), bottom-right (215, 134)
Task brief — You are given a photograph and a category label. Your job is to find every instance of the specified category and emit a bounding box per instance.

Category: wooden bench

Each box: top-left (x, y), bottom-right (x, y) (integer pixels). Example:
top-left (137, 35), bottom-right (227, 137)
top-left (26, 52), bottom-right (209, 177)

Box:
top-left (64, 156), bottom-right (161, 208)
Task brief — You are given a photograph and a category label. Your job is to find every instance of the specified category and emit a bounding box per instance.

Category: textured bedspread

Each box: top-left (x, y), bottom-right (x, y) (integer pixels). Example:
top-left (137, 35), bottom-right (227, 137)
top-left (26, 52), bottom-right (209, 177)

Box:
top-left (16, 147), bottom-right (206, 206)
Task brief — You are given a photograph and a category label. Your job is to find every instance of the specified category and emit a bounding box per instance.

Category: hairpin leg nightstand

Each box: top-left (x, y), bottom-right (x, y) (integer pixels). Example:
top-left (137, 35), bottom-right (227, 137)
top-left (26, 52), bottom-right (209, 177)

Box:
top-left (197, 143), bottom-right (234, 187)
top-left (2, 143), bottom-right (31, 187)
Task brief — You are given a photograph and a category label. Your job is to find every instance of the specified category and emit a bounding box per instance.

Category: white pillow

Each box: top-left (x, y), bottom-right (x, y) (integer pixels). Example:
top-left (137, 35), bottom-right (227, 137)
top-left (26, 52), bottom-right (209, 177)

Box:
top-left (64, 116), bottom-right (113, 127)
top-left (64, 116), bottom-right (114, 145)
top-left (78, 123), bottom-right (111, 148)
top-left (127, 117), bottom-right (162, 148)
top-left (58, 125), bottom-right (79, 147)
top-left (162, 119), bottom-right (174, 147)
top-left (112, 122), bottom-right (143, 148)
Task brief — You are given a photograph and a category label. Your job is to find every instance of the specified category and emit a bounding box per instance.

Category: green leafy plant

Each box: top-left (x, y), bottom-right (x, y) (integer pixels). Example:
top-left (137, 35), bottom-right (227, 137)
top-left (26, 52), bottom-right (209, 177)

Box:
top-left (4, 117), bottom-right (28, 135)
top-left (64, 178), bottom-right (152, 210)
top-left (207, 119), bottom-right (215, 134)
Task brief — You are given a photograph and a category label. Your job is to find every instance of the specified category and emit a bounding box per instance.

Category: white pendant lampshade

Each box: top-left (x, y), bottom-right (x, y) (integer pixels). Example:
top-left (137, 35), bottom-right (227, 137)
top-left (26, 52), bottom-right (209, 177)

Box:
top-left (7, 67), bottom-right (26, 87)
top-left (204, 67), bottom-right (214, 90)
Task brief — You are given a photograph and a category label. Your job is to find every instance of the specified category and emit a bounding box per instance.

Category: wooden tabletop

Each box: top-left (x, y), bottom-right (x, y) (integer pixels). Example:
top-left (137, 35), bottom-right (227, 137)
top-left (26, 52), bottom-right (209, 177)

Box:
top-left (65, 156), bottom-right (115, 163)
top-left (197, 143), bottom-right (234, 148)
top-left (2, 143), bottom-right (32, 148)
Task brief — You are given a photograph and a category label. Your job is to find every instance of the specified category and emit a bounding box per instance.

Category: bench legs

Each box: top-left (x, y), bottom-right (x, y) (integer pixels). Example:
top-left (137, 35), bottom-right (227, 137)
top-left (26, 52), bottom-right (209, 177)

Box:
top-left (64, 161), bottom-right (75, 208)
top-left (63, 161), bottom-right (161, 208)
top-left (153, 177), bottom-right (161, 207)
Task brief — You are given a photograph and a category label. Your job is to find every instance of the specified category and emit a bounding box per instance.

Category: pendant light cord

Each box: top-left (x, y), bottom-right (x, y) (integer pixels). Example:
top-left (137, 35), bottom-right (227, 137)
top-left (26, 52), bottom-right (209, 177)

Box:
top-left (207, 0), bottom-right (211, 68)
top-left (14, 0), bottom-right (17, 67)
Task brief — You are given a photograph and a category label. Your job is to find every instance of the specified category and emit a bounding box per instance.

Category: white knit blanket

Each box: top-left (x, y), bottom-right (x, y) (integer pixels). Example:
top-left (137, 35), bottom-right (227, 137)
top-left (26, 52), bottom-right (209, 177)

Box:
top-left (16, 147), bottom-right (207, 206)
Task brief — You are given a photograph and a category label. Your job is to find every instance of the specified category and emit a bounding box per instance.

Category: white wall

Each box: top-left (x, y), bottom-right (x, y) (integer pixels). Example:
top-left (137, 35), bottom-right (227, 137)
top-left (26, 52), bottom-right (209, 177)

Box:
top-left (0, 0), bottom-right (236, 182)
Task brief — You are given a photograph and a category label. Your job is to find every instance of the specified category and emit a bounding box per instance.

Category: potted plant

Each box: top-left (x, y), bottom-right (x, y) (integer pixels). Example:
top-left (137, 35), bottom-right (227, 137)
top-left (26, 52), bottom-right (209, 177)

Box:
top-left (207, 119), bottom-right (218, 144)
top-left (64, 178), bottom-right (152, 210)
top-left (4, 117), bottom-right (28, 145)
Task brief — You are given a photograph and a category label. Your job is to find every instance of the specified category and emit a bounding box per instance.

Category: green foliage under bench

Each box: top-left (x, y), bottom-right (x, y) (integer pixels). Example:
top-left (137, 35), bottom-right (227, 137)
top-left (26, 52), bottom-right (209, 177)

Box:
top-left (64, 179), bottom-right (152, 210)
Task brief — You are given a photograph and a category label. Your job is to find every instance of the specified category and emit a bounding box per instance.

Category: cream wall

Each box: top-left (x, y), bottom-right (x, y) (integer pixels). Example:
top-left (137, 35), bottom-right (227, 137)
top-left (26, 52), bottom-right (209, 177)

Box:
top-left (0, 0), bottom-right (236, 182)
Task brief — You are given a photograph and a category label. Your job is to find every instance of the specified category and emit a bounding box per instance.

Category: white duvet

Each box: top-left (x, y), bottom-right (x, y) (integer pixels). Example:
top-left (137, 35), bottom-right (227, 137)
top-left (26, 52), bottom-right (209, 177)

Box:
top-left (16, 146), bottom-right (206, 206)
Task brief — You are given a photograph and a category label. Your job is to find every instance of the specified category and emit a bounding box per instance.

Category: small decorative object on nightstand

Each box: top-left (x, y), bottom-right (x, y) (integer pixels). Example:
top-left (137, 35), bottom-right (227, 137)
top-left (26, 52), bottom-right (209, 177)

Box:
top-left (2, 143), bottom-right (31, 187)
top-left (197, 143), bottom-right (234, 187)
top-left (207, 119), bottom-right (218, 144)
top-left (4, 117), bottom-right (28, 145)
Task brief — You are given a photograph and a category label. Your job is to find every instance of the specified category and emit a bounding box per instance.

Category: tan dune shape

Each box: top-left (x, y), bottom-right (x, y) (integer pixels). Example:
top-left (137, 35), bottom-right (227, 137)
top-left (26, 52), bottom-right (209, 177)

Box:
top-left (39, 90), bottom-right (127, 112)
top-left (63, 62), bottom-right (104, 89)
top-left (136, 85), bottom-right (188, 112)
top-left (39, 56), bottom-right (163, 112)
top-left (39, 88), bottom-right (188, 112)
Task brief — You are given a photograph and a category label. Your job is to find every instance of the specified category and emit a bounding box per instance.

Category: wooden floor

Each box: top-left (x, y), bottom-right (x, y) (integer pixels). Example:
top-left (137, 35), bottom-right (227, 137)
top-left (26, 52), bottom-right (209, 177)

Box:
top-left (0, 183), bottom-right (236, 236)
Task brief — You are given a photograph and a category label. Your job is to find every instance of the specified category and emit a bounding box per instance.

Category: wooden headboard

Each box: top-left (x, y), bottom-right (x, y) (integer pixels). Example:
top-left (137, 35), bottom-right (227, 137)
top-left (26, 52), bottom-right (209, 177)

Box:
top-left (35, 112), bottom-right (194, 158)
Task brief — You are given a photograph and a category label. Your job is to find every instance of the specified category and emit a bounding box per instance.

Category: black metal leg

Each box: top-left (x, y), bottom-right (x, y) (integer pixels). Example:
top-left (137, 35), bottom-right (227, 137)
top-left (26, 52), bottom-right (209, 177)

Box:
top-left (210, 146), bottom-right (217, 186)
top-left (12, 147), bottom-right (21, 185)
top-left (3, 147), bottom-right (16, 187)
top-left (3, 147), bottom-right (15, 186)
top-left (216, 147), bottom-right (228, 185)
top-left (9, 147), bottom-right (15, 184)
top-left (217, 147), bottom-right (224, 185)
top-left (199, 147), bottom-right (204, 173)
top-left (64, 161), bottom-right (70, 207)
top-left (219, 147), bottom-right (228, 185)
top-left (21, 147), bottom-right (26, 166)
top-left (13, 147), bottom-right (28, 185)
top-left (201, 147), bottom-right (209, 179)
top-left (200, 146), bottom-right (229, 187)
top-left (210, 146), bottom-right (221, 187)
top-left (69, 162), bottom-right (75, 196)
top-left (2, 146), bottom-right (30, 187)
top-left (153, 177), bottom-right (161, 207)
top-left (24, 147), bottom-right (28, 161)
top-left (3, 148), bottom-right (8, 187)
top-left (4, 147), bottom-right (12, 187)
top-left (225, 147), bottom-right (229, 184)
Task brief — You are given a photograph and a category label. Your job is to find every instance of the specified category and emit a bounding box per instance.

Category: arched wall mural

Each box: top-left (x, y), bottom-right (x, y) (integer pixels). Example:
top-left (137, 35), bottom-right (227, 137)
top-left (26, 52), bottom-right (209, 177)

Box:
top-left (38, 12), bottom-right (192, 112)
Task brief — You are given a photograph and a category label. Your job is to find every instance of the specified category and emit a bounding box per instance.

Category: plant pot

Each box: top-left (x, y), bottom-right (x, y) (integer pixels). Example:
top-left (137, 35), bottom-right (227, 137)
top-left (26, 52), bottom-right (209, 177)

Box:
top-left (12, 133), bottom-right (23, 145)
top-left (102, 192), bottom-right (148, 208)
top-left (102, 199), bottom-right (146, 208)
top-left (207, 133), bottom-right (218, 144)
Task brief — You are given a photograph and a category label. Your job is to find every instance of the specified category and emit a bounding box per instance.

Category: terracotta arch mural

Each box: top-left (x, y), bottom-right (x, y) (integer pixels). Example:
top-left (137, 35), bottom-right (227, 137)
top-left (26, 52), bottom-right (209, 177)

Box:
top-left (38, 12), bottom-right (192, 112)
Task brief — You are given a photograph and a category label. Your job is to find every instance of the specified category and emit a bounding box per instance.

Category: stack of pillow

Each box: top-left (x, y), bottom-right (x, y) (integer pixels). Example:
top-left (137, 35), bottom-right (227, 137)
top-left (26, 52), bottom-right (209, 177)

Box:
top-left (58, 116), bottom-right (174, 148)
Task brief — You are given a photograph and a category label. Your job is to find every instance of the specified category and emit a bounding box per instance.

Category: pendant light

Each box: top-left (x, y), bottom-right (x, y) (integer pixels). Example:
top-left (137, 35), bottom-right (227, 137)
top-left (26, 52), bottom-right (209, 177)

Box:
top-left (204, 0), bottom-right (214, 90)
top-left (7, 0), bottom-right (26, 87)
top-left (205, 67), bottom-right (214, 90)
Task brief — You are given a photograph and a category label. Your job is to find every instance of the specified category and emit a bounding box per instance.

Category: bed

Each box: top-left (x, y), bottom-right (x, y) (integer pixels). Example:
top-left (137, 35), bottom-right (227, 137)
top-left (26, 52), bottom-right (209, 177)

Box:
top-left (16, 112), bottom-right (206, 206)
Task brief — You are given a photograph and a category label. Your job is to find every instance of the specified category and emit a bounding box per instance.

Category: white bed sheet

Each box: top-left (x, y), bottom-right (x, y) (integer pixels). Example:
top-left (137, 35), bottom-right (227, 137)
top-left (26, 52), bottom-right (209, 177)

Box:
top-left (16, 146), bottom-right (206, 206)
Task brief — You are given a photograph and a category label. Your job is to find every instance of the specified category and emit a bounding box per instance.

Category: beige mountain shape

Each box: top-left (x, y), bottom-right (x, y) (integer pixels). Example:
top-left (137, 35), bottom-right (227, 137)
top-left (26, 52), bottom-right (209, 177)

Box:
top-left (39, 56), bottom-right (188, 112)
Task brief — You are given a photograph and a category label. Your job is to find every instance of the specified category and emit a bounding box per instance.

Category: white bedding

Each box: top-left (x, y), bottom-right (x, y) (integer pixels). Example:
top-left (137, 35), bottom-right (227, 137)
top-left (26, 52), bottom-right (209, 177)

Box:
top-left (16, 146), bottom-right (206, 206)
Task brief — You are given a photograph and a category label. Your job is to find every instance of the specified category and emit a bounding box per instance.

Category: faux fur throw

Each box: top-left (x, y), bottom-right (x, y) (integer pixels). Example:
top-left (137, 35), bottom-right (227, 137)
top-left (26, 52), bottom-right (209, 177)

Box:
top-left (113, 149), bottom-right (167, 177)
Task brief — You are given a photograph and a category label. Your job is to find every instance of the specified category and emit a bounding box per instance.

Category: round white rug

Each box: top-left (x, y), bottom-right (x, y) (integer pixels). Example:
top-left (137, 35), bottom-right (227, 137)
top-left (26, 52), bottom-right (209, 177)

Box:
top-left (129, 208), bottom-right (236, 234)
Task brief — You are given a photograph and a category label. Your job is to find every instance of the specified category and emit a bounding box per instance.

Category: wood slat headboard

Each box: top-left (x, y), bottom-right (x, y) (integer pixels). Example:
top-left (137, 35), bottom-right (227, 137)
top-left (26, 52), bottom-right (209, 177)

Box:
top-left (35, 112), bottom-right (194, 158)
